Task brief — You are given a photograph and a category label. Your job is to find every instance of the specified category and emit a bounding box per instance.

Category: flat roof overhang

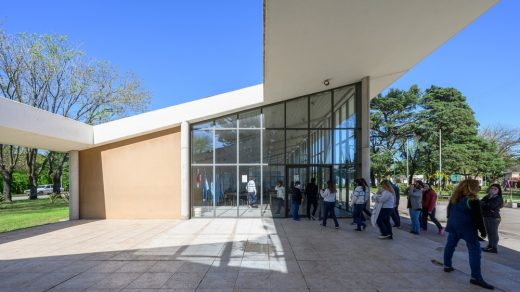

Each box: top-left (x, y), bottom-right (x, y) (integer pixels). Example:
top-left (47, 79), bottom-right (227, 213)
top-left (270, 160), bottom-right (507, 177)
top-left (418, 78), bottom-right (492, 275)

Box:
top-left (0, 98), bottom-right (92, 152)
top-left (263, 0), bottom-right (498, 102)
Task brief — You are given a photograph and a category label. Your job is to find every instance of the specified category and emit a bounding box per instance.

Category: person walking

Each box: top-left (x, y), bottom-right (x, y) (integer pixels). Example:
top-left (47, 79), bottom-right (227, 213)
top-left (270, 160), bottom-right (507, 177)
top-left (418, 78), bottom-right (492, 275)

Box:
top-left (305, 178), bottom-right (319, 220)
top-left (274, 180), bottom-right (285, 215)
top-left (246, 177), bottom-right (257, 208)
top-left (420, 183), bottom-right (444, 234)
top-left (351, 178), bottom-right (368, 231)
top-left (406, 181), bottom-right (423, 235)
top-left (374, 180), bottom-right (395, 239)
top-left (320, 181), bottom-right (339, 229)
top-left (291, 181), bottom-right (303, 221)
top-left (443, 179), bottom-right (494, 290)
top-left (390, 181), bottom-right (401, 228)
top-left (481, 183), bottom-right (503, 253)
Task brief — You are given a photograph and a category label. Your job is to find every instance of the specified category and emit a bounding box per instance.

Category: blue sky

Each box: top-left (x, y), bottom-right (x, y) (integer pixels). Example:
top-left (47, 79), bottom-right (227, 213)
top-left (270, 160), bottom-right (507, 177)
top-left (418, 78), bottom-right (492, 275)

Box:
top-left (2, 0), bottom-right (517, 128)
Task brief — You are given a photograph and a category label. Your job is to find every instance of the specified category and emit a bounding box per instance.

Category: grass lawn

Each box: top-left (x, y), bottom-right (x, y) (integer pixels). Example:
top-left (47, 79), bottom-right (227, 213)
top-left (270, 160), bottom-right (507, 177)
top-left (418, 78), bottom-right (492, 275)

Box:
top-left (0, 199), bottom-right (69, 233)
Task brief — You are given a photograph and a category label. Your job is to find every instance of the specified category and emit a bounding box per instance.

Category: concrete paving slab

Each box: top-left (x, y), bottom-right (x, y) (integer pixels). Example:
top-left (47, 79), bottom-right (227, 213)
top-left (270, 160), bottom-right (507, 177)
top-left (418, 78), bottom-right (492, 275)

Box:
top-left (0, 218), bottom-right (519, 291)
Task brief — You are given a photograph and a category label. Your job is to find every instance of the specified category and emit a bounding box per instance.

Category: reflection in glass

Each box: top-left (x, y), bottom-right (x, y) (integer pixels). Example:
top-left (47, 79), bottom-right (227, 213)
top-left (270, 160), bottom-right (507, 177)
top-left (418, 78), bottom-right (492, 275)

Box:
top-left (263, 166), bottom-right (285, 218)
top-left (310, 166), bottom-right (331, 191)
top-left (215, 115), bottom-right (237, 128)
top-left (191, 166), bottom-right (214, 217)
top-left (239, 109), bottom-right (261, 128)
top-left (310, 92), bottom-right (331, 128)
top-left (334, 130), bottom-right (355, 164)
top-left (263, 130), bottom-right (285, 164)
top-left (286, 96), bottom-right (308, 128)
top-left (333, 164), bottom-right (355, 216)
top-left (263, 103), bottom-right (285, 128)
top-left (286, 130), bottom-right (308, 164)
top-left (215, 166), bottom-right (237, 217)
top-left (215, 130), bottom-right (237, 164)
top-left (310, 129), bottom-right (331, 164)
top-left (334, 86), bottom-right (356, 128)
top-left (192, 130), bottom-right (213, 164)
top-left (192, 121), bottom-right (213, 130)
top-left (239, 130), bottom-right (261, 163)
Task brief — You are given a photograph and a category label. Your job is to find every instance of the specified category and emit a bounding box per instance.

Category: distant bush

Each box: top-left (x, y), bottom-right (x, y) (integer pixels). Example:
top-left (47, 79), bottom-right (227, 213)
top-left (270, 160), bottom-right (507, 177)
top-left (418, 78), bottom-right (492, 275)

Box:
top-left (398, 183), bottom-right (408, 195)
top-left (12, 172), bottom-right (29, 194)
top-left (0, 193), bottom-right (4, 203)
top-left (444, 184), bottom-right (455, 194)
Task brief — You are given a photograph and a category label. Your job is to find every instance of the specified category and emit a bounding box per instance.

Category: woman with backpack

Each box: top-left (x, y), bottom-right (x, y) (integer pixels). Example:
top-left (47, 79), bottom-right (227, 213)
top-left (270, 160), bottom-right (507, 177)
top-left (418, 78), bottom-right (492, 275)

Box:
top-left (351, 178), bottom-right (368, 231)
top-left (481, 183), bottom-right (503, 253)
top-left (443, 179), bottom-right (494, 290)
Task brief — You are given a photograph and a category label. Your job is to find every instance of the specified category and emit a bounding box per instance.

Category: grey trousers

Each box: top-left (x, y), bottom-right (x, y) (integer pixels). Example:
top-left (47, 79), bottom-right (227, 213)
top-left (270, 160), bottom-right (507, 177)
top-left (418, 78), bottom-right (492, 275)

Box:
top-left (483, 217), bottom-right (501, 249)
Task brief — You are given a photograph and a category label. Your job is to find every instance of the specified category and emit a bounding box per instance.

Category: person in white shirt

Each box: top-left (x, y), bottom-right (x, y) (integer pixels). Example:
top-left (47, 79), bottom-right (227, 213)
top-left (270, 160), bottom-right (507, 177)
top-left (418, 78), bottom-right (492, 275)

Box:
top-left (320, 181), bottom-right (339, 229)
top-left (246, 177), bottom-right (257, 207)
top-left (375, 180), bottom-right (396, 239)
top-left (351, 178), bottom-right (368, 231)
top-left (274, 180), bottom-right (285, 215)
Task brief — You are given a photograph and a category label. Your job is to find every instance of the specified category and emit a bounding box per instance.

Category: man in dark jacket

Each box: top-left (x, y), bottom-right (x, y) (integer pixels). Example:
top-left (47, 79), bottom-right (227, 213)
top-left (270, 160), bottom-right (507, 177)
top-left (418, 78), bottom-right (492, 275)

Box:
top-left (390, 182), bottom-right (401, 228)
top-left (305, 178), bottom-right (319, 220)
top-left (291, 181), bottom-right (303, 221)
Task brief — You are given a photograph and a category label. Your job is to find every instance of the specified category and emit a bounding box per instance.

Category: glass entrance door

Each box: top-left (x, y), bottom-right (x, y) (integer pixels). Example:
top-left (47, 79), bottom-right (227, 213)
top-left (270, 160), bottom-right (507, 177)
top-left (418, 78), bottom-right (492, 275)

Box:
top-left (310, 166), bottom-right (332, 219)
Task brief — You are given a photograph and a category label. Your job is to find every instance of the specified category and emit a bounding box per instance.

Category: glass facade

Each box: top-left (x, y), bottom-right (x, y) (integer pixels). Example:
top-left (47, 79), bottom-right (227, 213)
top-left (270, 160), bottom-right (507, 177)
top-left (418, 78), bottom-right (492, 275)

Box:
top-left (191, 83), bottom-right (360, 218)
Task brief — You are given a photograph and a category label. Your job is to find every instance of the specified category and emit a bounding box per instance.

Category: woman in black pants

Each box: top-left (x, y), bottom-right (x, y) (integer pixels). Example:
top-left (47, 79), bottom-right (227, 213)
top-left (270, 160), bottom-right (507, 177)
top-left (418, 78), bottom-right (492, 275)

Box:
top-left (374, 180), bottom-right (395, 239)
top-left (481, 183), bottom-right (503, 253)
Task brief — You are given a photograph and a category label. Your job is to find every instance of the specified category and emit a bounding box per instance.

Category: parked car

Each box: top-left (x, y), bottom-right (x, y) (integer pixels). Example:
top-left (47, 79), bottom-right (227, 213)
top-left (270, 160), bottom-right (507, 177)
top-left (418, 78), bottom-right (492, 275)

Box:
top-left (24, 184), bottom-right (63, 196)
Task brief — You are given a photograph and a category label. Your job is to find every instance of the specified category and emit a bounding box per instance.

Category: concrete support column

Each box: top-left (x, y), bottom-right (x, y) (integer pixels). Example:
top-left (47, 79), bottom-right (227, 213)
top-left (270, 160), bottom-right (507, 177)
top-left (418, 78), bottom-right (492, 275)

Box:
top-left (69, 150), bottom-right (79, 220)
top-left (180, 121), bottom-right (190, 219)
top-left (361, 77), bottom-right (371, 186)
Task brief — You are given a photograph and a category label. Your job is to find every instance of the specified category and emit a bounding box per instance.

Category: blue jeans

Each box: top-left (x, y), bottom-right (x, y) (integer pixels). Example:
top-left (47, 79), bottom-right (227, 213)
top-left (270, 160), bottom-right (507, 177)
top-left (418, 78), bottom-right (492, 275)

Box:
top-left (322, 201), bottom-right (339, 227)
top-left (291, 202), bottom-right (300, 220)
top-left (444, 230), bottom-right (482, 280)
top-left (248, 192), bottom-right (256, 206)
top-left (409, 208), bottom-right (421, 233)
top-left (353, 204), bottom-right (366, 229)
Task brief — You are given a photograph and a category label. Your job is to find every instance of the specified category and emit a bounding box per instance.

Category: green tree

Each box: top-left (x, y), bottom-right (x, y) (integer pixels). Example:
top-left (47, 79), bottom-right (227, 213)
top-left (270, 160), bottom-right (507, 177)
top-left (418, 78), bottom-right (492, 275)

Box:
top-left (0, 145), bottom-right (21, 202)
top-left (0, 27), bottom-right (150, 198)
top-left (415, 86), bottom-right (480, 185)
top-left (370, 85), bottom-right (419, 185)
top-left (480, 125), bottom-right (520, 173)
top-left (370, 85), bottom-right (506, 188)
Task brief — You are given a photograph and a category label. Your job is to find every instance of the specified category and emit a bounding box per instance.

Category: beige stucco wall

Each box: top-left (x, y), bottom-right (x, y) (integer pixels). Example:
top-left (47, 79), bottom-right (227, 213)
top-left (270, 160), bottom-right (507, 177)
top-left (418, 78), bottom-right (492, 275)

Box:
top-left (79, 127), bottom-right (181, 219)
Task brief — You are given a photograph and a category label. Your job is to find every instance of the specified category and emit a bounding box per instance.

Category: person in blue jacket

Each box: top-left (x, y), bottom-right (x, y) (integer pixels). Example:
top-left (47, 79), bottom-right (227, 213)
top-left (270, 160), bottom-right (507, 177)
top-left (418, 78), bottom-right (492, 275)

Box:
top-left (443, 179), bottom-right (494, 290)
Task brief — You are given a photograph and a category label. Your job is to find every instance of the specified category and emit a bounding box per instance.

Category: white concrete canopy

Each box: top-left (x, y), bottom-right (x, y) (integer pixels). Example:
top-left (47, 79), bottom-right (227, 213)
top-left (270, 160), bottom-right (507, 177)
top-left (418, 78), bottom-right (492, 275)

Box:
top-left (0, 98), bottom-right (92, 152)
top-left (0, 85), bottom-right (263, 151)
top-left (263, 0), bottom-right (498, 102)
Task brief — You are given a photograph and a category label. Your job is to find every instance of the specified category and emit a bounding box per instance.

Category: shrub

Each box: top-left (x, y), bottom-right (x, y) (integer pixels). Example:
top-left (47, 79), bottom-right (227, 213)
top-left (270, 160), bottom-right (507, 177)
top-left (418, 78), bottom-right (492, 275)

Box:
top-left (12, 172), bottom-right (29, 194)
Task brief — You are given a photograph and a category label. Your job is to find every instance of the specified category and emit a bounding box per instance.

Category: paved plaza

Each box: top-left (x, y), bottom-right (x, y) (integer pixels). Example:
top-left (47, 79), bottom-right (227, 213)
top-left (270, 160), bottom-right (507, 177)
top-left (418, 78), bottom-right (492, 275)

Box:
top-left (0, 217), bottom-right (519, 291)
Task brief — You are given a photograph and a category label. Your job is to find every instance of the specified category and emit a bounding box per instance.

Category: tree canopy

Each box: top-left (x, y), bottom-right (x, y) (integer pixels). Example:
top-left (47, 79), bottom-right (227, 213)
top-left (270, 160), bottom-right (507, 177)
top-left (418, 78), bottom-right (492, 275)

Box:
top-left (371, 85), bottom-right (506, 186)
top-left (0, 27), bottom-right (150, 199)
